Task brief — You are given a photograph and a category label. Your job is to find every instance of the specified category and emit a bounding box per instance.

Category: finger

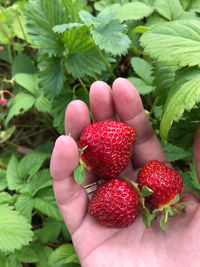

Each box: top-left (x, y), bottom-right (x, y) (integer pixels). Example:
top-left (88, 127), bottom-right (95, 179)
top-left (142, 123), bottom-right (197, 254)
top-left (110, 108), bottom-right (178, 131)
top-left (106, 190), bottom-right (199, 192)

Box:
top-left (50, 135), bottom-right (88, 235)
top-left (193, 125), bottom-right (200, 182)
top-left (90, 81), bottom-right (116, 122)
top-left (65, 100), bottom-right (91, 141)
top-left (112, 78), bottom-right (168, 168)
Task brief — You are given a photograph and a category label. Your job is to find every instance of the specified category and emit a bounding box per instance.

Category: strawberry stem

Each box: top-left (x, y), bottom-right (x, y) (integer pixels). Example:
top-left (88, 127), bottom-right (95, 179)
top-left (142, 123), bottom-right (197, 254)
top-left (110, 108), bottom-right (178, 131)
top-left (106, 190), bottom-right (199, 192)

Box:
top-left (79, 145), bottom-right (88, 156)
top-left (121, 177), bottom-right (155, 228)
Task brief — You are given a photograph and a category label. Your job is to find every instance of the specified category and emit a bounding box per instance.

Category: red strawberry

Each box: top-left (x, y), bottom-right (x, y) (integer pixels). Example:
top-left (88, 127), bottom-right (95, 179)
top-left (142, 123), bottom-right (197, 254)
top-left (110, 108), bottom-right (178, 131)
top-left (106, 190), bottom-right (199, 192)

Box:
top-left (80, 120), bottom-right (136, 179)
top-left (137, 160), bottom-right (186, 231)
top-left (137, 160), bottom-right (183, 207)
top-left (88, 178), bottom-right (139, 228)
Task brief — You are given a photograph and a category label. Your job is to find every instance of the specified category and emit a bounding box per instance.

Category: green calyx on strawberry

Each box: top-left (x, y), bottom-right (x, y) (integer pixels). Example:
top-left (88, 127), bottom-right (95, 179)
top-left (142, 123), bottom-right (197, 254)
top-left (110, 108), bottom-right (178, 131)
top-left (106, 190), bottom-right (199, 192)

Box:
top-left (137, 160), bottom-right (191, 231)
top-left (74, 120), bottom-right (136, 184)
top-left (88, 178), bottom-right (139, 228)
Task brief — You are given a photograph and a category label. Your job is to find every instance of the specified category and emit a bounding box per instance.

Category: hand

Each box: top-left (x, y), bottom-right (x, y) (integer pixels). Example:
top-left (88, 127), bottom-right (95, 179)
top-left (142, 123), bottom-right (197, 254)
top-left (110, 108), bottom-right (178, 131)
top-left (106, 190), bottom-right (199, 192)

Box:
top-left (50, 78), bottom-right (200, 267)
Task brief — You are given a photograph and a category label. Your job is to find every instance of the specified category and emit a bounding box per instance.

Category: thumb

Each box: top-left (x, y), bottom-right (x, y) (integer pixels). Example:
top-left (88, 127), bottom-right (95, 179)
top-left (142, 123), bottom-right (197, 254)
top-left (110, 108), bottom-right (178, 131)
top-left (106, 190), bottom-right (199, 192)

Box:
top-left (50, 135), bottom-right (88, 235)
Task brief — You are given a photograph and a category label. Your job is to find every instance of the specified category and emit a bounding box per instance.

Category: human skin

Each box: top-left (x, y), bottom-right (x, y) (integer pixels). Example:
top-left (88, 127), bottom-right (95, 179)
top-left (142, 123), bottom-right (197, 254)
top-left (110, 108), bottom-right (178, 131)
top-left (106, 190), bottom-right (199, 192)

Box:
top-left (50, 78), bottom-right (200, 267)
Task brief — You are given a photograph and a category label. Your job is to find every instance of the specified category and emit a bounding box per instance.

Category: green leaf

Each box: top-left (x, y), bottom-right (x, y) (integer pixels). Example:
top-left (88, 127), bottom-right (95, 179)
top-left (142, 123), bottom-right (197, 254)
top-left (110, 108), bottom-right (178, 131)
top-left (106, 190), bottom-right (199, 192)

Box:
top-left (180, 0), bottom-right (192, 10)
top-left (97, 3), bottom-right (120, 17)
top-left (74, 165), bottom-right (85, 184)
top-left (0, 126), bottom-right (16, 144)
top-left (141, 186), bottom-right (154, 197)
top-left (49, 244), bottom-right (79, 265)
top-left (145, 13), bottom-right (168, 27)
top-left (94, 0), bottom-right (131, 11)
top-left (6, 93), bottom-right (35, 125)
top-left (74, 87), bottom-right (90, 108)
top-left (168, 193), bottom-right (180, 205)
top-left (168, 109), bottom-right (199, 150)
top-left (179, 10), bottom-right (200, 20)
top-left (34, 197), bottom-right (63, 221)
top-left (34, 189), bottom-right (63, 221)
top-left (0, 6), bottom-right (13, 23)
top-left (0, 150), bottom-right (15, 168)
top-left (0, 45), bottom-right (10, 63)
top-left (13, 42), bottom-right (27, 53)
top-left (79, 10), bottom-right (97, 26)
top-left (160, 68), bottom-right (200, 141)
top-left (38, 56), bottom-right (65, 98)
top-left (11, 53), bottom-right (36, 76)
top-left (161, 142), bottom-right (192, 162)
top-left (154, 0), bottom-right (184, 20)
top-left (140, 20), bottom-right (200, 68)
top-left (51, 87), bottom-right (73, 134)
top-left (152, 62), bottom-right (177, 104)
top-left (25, 0), bottom-right (65, 56)
top-left (64, 28), bottom-right (106, 78)
top-left (18, 151), bottom-right (50, 180)
top-left (6, 154), bottom-right (20, 191)
top-left (15, 195), bottom-right (34, 223)
top-left (30, 243), bottom-right (53, 267)
top-left (14, 246), bottom-right (39, 263)
top-left (14, 72), bottom-right (52, 112)
top-left (0, 168), bottom-right (7, 191)
top-left (128, 77), bottom-right (154, 95)
top-left (36, 141), bottom-right (54, 154)
top-left (0, 205), bottom-right (33, 253)
top-left (14, 73), bottom-right (40, 96)
top-left (189, 161), bottom-right (200, 190)
top-left (167, 205), bottom-right (177, 216)
top-left (181, 170), bottom-right (200, 196)
top-left (4, 254), bottom-right (22, 267)
top-left (91, 13), bottom-right (131, 56)
top-left (12, 12), bottom-right (31, 42)
top-left (62, 223), bottom-right (71, 241)
top-left (0, 253), bottom-right (6, 267)
top-left (53, 22), bottom-right (84, 33)
top-left (160, 210), bottom-right (168, 231)
top-left (23, 169), bottom-right (52, 197)
top-left (116, 2), bottom-right (153, 21)
top-left (62, 0), bottom-right (87, 23)
top-left (35, 94), bottom-right (52, 113)
top-left (0, 192), bottom-right (13, 204)
top-left (185, 0), bottom-right (200, 11)
top-left (142, 207), bottom-right (155, 228)
top-left (132, 26), bottom-right (149, 34)
top-left (181, 171), bottom-right (200, 196)
top-left (131, 57), bottom-right (153, 85)
top-left (0, 23), bottom-right (14, 44)
top-left (34, 218), bottom-right (62, 243)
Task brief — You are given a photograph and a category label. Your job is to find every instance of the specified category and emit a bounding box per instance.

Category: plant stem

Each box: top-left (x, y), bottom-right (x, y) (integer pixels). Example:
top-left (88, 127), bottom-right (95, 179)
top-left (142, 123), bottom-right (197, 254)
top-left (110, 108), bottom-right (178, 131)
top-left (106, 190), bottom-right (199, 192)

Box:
top-left (78, 77), bottom-right (88, 94)
top-left (45, 242), bottom-right (59, 248)
top-left (34, 111), bottom-right (58, 137)
top-left (72, 83), bottom-right (80, 95)
top-left (7, 44), bottom-right (13, 64)
top-left (0, 24), bottom-right (16, 59)
top-left (0, 61), bottom-right (10, 68)
top-left (13, 5), bottom-right (29, 44)
top-left (121, 176), bottom-right (140, 194)
top-left (16, 128), bottom-right (49, 142)
top-left (96, 46), bottom-right (116, 80)
top-left (150, 96), bottom-right (158, 117)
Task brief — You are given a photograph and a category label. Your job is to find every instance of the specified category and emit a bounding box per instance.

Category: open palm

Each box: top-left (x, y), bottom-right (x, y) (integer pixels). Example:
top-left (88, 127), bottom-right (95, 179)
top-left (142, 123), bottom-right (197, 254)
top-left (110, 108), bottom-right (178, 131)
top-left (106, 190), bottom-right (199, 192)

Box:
top-left (50, 78), bottom-right (200, 267)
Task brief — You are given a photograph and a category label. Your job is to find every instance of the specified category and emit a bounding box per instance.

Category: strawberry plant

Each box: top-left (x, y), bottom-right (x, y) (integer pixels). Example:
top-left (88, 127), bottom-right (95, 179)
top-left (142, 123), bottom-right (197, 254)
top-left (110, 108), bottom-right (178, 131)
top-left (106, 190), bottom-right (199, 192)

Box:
top-left (0, 0), bottom-right (200, 266)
